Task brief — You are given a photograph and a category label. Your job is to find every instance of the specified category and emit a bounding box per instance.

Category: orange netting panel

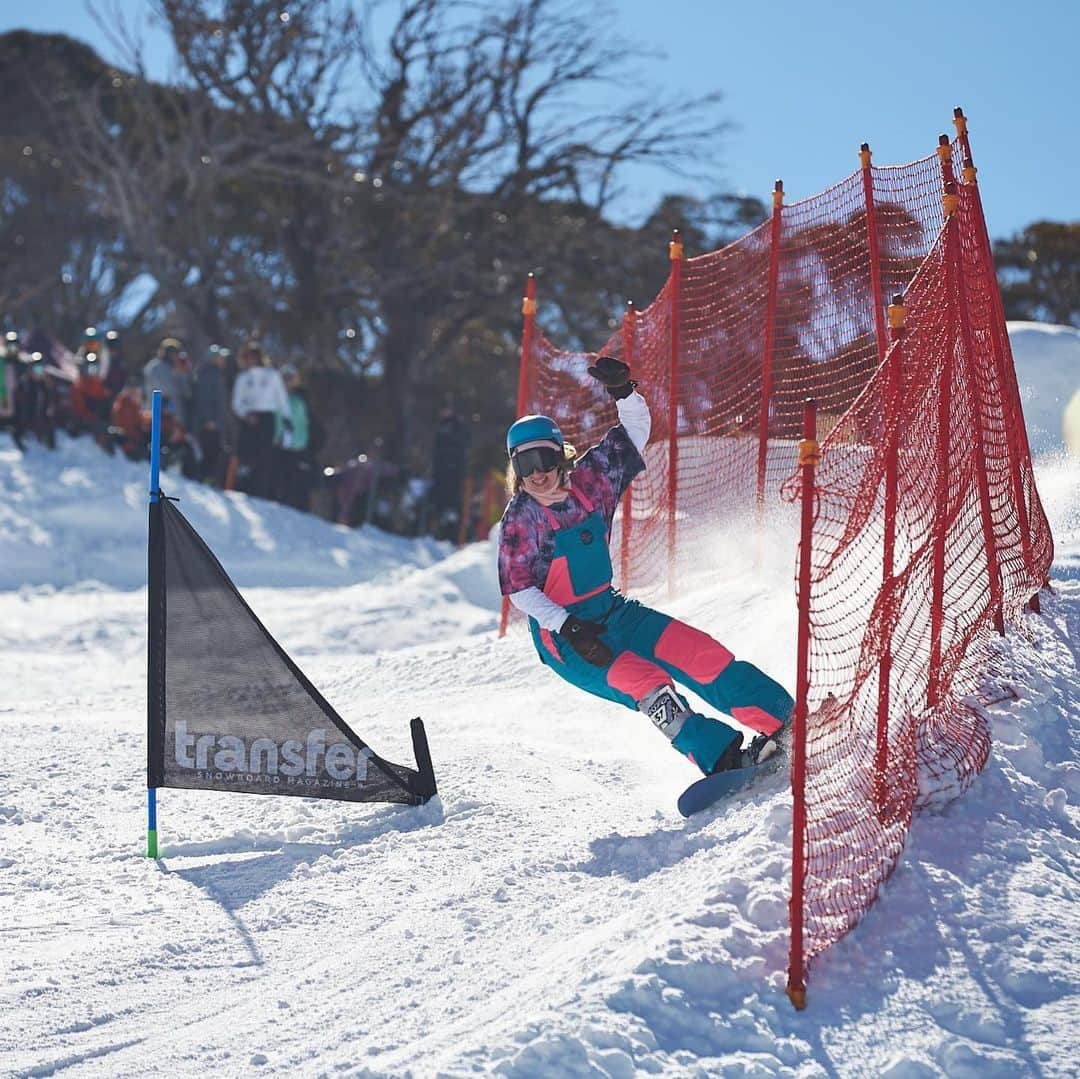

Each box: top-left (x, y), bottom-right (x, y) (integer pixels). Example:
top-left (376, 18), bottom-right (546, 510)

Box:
top-left (516, 144), bottom-right (1053, 980)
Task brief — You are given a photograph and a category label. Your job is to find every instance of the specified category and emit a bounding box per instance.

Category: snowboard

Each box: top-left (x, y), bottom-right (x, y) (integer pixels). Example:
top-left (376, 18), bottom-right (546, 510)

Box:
top-left (677, 750), bottom-right (784, 817)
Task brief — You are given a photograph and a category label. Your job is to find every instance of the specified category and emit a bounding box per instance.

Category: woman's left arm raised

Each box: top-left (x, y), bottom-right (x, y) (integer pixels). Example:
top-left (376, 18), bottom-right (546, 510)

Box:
top-left (616, 391), bottom-right (650, 454)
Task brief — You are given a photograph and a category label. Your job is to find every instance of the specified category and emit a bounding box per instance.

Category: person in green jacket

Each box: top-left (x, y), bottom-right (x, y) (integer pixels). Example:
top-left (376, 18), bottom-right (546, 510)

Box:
top-left (273, 365), bottom-right (316, 510)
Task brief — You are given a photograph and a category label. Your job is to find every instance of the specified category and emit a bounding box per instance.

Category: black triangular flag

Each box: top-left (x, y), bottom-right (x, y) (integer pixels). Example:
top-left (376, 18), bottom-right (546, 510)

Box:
top-left (147, 495), bottom-right (435, 805)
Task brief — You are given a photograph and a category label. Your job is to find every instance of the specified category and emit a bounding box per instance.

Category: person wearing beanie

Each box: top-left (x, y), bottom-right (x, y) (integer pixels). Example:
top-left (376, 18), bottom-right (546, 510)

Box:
top-left (143, 337), bottom-right (191, 425)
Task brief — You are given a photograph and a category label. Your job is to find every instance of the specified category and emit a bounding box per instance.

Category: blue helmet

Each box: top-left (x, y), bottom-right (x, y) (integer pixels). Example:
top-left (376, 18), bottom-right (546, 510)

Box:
top-left (506, 414), bottom-right (564, 456)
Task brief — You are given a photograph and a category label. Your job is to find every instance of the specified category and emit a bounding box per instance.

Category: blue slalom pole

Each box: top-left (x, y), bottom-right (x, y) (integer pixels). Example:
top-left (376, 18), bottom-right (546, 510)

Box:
top-left (147, 391), bottom-right (162, 858)
top-left (149, 390), bottom-right (163, 503)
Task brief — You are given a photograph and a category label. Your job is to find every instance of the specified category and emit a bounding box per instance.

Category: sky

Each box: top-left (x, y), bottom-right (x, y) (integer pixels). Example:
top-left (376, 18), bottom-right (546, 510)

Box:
top-left (2, 0), bottom-right (1078, 241)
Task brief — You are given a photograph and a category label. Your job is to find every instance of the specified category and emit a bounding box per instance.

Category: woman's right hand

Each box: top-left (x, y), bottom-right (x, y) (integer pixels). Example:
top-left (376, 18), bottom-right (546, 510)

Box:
top-left (559, 616), bottom-right (613, 667)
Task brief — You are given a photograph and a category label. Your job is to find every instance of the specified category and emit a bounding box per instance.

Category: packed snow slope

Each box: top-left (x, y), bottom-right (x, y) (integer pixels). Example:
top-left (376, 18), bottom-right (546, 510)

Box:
top-left (1, 325), bottom-right (1078, 1078)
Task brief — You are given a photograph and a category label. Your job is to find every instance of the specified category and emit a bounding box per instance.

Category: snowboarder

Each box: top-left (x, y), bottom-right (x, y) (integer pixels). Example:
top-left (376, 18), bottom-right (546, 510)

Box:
top-left (498, 356), bottom-right (794, 779)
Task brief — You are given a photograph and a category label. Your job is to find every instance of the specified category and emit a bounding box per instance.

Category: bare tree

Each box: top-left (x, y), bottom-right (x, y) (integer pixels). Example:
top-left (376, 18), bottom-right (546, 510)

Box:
top-left (51, 0), bottom-right (362, 362)
top-left (154, 0), bottom-right (368, 363)
top-left (50, 0), bottom-right (730, 466)
top-left (346, 0), bottom-right (728, 461)
top-left (0, 29), bottom-right (147, 341)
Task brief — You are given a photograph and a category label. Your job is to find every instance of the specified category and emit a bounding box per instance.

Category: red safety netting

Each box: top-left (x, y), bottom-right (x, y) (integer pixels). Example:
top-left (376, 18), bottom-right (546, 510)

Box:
top-left (515, 152), bottom-right (967, 602)
top-left (779, 157), bottom-right (1052, 987)
top-left (509, 130), bottom-right (1053, 998)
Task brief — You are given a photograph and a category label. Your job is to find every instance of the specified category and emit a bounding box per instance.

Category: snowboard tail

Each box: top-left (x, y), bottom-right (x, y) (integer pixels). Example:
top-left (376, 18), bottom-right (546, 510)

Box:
top-left (677, 751), bottom-right (784, 817)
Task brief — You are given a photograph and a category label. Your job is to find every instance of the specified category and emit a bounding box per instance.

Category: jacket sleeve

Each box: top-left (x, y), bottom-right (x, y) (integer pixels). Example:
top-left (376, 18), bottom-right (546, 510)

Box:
top-left (508, 587), bottom-right (568, 632)
top-left (572, 400), bottom-right (647, 516)
top-left (498, 498), bottom-right (550, 595)
top-left (616, 391), bottom-right (650, 454)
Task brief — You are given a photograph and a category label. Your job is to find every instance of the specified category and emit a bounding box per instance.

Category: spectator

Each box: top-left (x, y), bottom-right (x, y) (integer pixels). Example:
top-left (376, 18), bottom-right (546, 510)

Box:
top-left (22, 326), bottom-right (56, 366)
top-left (13, 353), bottom-right (57, 450)
top-left (1, 331), bottom-right (18, 429)
top-left (77, 326), bottom-right (107, 375)
top-left (22, 328), bottom-right (77, 431)
top-left (231, 341), bottom-right (289, 499)
top-left (191, 344), bottom-right (232, 486)
top-left (109, 378), bottom-right (149, 459)
top-left (272, 364), bottom-right (315, 509)
top-left (173, 345), bottom-right (195, 425)
top-left (429, 398), bottom-right (470, 540)
top-left (143, 337), bottom-right (191, 422)
top-left (158, 402), bottom-right (201, 479)
top-left (103, 330), bottom-right (129, 398)
top-left (70, 353), bottom-right (113, 450)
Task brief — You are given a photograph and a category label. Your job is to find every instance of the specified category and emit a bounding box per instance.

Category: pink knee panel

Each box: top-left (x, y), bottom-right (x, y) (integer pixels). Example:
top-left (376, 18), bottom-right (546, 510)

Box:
top-left (606, 652), bottom-right (670, 701)
top-left (732, 705), bottom-right (784, 736)
top-left (655, 620), bottom-right (734, 683)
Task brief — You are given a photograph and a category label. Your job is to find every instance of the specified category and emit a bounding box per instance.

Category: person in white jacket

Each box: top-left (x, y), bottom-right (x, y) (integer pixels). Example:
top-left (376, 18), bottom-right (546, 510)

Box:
top-left (231, 341), bottom-right (290, 499)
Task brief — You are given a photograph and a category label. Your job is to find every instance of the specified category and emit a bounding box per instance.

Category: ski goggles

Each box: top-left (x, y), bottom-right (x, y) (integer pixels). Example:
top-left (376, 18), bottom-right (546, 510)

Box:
top-left (511, 444), bottom-right (562, 479)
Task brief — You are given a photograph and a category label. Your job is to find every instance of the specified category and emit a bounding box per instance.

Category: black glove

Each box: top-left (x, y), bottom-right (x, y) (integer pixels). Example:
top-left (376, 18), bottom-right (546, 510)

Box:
top-left (587, 356), bottom-right (637, 400)
top-left (559, 615), bottom-right (613, 667)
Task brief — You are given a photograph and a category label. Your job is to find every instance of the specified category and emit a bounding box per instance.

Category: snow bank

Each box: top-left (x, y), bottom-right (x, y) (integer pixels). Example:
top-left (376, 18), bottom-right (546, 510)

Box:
top-left (1065, 387), bottom-right (1080, 458)
top-left (1008, 321), bottom-right (1080, 457)
top-left (0, 433), bottom-right (451, 591)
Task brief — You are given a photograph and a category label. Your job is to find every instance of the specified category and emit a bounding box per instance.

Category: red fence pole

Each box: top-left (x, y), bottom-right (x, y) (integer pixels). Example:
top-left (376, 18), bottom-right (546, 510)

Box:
top-left (860, 145), bottom-right (889, 365)
top-left (517, 273), bottom-right (537, 417)
top-left (757, 181), bottom-right (784, 519)
top-left (954, 107), bottom-right (1041, 614)
top-left (864, 144), bottom-right (897, 773)
top-left (667, 231), bottom-right (683, 598)
top-left (787, 398), bottom-right (817, 1013)
top-left (621, 300), bottom-right (637, 590)
top-left (499, 274), bottom-right (538, 638)
top-left (928, 150), bottom-right (960, 705)
top-left (940, 135), bottom-right (1005, 637)
top-left (876, 296), bottom-right (906, 816)
top-left (928, 360), bottom-right (952, 707)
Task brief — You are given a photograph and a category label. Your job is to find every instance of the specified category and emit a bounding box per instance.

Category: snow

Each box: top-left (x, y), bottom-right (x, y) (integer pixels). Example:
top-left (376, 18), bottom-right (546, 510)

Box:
top-left (1007, 321), bottom-right (1080, 457)
top-left (1, 324), bottom-right (1078, 1077)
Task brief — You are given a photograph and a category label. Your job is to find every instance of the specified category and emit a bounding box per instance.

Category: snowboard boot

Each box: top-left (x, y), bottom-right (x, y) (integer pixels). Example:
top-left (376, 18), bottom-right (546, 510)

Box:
top-left (709, 731), bottom-right (779, 775)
